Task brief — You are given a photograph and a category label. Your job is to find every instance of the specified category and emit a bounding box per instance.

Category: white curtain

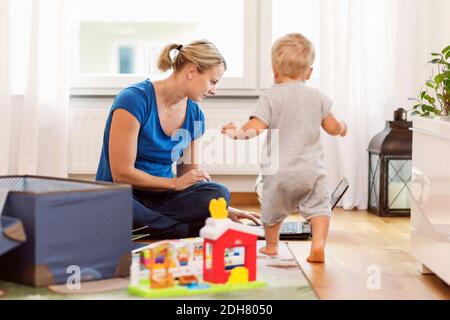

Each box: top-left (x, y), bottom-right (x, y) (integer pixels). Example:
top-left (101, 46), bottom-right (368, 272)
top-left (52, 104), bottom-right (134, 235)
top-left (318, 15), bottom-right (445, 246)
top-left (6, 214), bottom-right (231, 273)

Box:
top-left (319, 0), bottom-right (450, 210)
top-left (0, 0), bottom-right (69, 177)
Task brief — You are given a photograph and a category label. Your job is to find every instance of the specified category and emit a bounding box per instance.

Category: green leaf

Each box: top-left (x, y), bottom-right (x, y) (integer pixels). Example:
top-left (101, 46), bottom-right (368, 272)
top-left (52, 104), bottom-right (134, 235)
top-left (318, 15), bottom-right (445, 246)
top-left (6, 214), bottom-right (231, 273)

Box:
top-left (445, 51), bottom-right (450, 61)
top-left (422, 106), bottom-right (434, 113)
top-left (435, 74), bottom-right (444, 85)
top-left (420, 91), bottom-right (426, 100)
top-left (412, 105), bottom-right (422, 112)
top-left (422, 105), bottom-right (440, 115)
top-left (445, 79), bottom-right (450, 89)
top-left (431, 52), bottom-right (442, 57)
top-left (426, 81), bottom-right (435, 89)
top-left (423, 111), bottom-right (431, 117)
top-left (411, 111), bottom-right (420, 116)
top-left (424, 95), bottom-right (435, 104)
top-left (442, 45), bottom-right (450, 55)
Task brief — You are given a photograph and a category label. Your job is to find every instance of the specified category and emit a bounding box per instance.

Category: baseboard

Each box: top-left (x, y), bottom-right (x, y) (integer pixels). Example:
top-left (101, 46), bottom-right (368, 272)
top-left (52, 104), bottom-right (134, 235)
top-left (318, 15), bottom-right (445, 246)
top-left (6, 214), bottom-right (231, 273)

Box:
top-left (230, 192), bottom-right (259, 206)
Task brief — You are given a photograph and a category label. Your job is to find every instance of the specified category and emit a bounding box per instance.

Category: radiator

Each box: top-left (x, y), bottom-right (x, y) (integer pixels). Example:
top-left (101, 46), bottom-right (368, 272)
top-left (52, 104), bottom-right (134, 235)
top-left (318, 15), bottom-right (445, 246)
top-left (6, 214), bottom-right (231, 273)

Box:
top-left (69, 109), bottom-right (108, 174)
top-left (68, 108), bottom-right (263, 175)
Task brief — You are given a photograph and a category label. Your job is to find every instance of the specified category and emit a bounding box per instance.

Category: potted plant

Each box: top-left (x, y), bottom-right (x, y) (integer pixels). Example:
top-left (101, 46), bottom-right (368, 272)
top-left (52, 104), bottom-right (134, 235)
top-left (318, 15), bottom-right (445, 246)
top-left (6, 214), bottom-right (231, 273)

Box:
top-left (411, 45), bottom-right (450, 117)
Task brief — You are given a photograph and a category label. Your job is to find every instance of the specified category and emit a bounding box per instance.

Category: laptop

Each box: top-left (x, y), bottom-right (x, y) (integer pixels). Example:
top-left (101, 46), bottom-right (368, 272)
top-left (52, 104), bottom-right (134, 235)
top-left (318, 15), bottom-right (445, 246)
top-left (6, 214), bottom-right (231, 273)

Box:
top-left (250, 178), bottom-right (349, 240)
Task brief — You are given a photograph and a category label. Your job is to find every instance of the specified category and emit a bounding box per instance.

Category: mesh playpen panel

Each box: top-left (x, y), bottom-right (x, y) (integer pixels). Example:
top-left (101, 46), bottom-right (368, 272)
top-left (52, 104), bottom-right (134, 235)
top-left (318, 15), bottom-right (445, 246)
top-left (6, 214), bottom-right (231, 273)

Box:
top-left (0, 177), bottom-right (108, 193)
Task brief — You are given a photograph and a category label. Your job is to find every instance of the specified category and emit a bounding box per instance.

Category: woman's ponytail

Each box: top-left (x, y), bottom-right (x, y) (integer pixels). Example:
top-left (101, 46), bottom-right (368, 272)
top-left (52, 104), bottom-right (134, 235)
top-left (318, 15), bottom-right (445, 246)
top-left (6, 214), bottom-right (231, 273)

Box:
top-left (157, 43), bottom-right (180, 72)
top-left (157, 40), bottom-right (226, 74)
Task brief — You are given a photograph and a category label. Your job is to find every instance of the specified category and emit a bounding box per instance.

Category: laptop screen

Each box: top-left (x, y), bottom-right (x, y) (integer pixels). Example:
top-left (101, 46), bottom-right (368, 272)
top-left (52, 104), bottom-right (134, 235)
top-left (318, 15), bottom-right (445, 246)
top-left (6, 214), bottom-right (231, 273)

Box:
top-left (330, 178), bottom-right (349, 210)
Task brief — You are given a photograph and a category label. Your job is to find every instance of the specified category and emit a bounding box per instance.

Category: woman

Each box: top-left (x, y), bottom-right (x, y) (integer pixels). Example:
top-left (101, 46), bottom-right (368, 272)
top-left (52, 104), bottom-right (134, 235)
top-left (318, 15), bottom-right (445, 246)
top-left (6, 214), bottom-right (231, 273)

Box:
top-left (96, 40), bottom-right (259, 238)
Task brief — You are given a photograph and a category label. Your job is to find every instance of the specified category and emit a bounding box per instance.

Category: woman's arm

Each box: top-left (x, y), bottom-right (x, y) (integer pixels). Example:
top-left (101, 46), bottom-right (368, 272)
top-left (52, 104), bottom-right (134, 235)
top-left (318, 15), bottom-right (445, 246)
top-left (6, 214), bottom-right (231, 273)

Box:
top-left (221, 117), bottom-right (268, 140)
top-left (109, 109), bottom-right (176, 190)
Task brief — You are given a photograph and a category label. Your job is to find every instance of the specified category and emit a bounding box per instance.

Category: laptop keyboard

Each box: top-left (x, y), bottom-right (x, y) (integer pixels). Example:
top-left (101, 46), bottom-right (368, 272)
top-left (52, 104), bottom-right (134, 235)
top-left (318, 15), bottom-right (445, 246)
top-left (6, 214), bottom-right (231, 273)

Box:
top-left (281, 221), bottom-right (309, 234)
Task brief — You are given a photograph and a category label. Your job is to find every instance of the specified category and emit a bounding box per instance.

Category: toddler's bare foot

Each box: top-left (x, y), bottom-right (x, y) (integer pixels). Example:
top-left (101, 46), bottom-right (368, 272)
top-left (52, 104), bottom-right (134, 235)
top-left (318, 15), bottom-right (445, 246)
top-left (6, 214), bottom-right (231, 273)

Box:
top-left (306, 246), bottom-right (325, 263)
top-left (259, 246), bottom-right (278, 256)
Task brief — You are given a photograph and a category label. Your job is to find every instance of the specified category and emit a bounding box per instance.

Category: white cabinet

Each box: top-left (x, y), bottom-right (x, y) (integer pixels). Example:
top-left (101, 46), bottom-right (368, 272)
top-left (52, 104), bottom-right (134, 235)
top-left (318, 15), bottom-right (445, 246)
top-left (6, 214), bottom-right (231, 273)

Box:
top-left (410, 117), bottom-right (450, 285)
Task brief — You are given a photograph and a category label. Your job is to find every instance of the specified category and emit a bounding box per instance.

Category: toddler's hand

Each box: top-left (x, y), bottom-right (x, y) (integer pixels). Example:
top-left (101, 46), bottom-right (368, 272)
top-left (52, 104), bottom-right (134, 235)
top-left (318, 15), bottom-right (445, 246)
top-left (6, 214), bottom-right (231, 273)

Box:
top-left (221, 122), bottom-right (237, 135)
top-left (340, 121), bottom-right (348, 137)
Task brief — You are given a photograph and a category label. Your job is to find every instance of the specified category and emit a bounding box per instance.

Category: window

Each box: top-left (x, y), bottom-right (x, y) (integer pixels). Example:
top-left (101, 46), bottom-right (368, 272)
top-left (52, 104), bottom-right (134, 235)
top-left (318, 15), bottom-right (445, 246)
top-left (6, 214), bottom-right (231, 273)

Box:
top-left (118, 46), bottom-right (135, 74)
top-left (68, 0), bottom-right (321, 94)
top-left (260, 0), bottom-right (321, 88)
top-left (69, 0), bottom-right (257, 91)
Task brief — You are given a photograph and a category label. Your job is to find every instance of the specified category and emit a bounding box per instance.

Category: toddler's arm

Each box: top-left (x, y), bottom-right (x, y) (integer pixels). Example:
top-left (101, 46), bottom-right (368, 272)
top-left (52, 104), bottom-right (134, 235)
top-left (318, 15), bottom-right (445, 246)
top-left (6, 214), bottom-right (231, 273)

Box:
top-left (322, 112), bottom-right (347, 137)
top-left (221, 117), bottom-right (268, 140)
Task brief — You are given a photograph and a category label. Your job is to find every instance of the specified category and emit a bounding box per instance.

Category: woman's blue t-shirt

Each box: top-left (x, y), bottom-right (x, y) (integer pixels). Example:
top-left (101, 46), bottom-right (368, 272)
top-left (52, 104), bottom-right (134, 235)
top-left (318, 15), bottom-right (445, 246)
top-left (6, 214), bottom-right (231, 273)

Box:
top-left (96, 79), bottom-right (205, 182)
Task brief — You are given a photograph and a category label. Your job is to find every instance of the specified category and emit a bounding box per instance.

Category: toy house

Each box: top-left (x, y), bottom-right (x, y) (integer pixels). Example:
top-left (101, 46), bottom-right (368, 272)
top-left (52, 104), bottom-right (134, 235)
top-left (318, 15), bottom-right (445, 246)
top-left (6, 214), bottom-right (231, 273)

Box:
top-left (200, 217), bottom-right (262, 284)
top-left (199, 197), bottom-right (263, 284)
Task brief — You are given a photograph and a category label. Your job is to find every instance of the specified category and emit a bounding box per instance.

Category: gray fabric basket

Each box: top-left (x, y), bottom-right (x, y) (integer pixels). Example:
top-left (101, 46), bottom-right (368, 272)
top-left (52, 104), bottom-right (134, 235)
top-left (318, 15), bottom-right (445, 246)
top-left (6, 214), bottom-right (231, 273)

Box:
top-left (0, 175), bottom-right (132, 287)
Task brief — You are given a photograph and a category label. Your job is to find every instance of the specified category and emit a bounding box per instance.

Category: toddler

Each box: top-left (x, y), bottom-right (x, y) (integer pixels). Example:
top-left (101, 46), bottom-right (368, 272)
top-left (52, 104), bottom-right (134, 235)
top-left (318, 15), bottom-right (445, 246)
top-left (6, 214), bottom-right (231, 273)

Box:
top-left (222, 33), bottom-right (347, 263)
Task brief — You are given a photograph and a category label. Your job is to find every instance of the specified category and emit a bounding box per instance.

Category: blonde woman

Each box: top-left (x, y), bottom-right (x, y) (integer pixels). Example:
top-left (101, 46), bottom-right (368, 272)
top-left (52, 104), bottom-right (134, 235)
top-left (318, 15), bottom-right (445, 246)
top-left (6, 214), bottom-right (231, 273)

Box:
top-left (96, 40), bottom-right (260, 238)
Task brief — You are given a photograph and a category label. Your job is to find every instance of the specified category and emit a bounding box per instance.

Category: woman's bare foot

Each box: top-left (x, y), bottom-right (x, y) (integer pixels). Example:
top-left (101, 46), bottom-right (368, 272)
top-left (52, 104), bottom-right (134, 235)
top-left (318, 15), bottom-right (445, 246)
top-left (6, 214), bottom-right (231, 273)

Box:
top-left (259, 245), bottom-right (278, 256)
top-left (306, 246), bottom-right (325, 263)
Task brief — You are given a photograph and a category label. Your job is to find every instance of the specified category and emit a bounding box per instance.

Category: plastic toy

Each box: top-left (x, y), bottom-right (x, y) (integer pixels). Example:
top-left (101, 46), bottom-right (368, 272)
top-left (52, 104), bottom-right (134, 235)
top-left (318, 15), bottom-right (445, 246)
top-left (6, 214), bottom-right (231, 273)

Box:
top-left (128, 197), bottom-right (266, 298)
top-left (200, 198), bottom-right (260, 284)
top-left (143, 242), bottom-right (175, 289)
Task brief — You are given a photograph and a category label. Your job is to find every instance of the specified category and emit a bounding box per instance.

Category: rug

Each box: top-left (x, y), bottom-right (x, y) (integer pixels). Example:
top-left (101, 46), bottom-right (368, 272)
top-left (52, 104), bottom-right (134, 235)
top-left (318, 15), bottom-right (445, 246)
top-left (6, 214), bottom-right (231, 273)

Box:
top-left (0, 241), bottom-right (316, 300)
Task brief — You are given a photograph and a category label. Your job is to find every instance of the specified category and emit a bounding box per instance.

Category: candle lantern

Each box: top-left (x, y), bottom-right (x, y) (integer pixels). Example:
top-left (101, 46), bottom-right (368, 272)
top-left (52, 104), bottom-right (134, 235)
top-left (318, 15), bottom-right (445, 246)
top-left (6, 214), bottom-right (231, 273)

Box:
top-left (368, 108), bottom-right (412, 216)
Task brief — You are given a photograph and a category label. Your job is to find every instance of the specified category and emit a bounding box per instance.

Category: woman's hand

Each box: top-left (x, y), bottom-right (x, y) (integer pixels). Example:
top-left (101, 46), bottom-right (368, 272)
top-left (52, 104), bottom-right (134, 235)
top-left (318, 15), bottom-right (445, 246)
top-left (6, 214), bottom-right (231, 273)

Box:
top-left (202, 170), bottom-right (211, 182)
top-left (174, 169), bottom-right (210, 191)
top-left (228, 207), bottom-right (261, 225)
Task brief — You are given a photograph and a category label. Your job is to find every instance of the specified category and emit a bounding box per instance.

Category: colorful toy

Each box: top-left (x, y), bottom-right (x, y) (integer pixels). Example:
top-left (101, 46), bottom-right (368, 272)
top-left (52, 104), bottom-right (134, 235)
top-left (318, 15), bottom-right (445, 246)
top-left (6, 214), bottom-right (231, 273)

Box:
top-left (200, 198), bottom-right (260, 284)
top-left (128, 198), bottom-right (266, 298)
top-left (143, 242), bottom-right (175, 289)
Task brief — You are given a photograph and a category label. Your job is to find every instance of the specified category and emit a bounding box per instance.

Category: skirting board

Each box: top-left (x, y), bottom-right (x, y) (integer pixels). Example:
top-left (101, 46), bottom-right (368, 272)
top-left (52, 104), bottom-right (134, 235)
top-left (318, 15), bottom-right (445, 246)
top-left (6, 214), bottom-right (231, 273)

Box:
top-left (230, 192), bottom-right (259, 206)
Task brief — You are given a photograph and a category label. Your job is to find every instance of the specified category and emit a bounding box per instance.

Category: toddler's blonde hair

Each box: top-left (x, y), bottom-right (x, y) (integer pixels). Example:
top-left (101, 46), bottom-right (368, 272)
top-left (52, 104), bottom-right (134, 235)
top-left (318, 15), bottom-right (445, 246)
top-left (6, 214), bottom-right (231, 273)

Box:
top-left (272, 33), bottom-right (315, 79)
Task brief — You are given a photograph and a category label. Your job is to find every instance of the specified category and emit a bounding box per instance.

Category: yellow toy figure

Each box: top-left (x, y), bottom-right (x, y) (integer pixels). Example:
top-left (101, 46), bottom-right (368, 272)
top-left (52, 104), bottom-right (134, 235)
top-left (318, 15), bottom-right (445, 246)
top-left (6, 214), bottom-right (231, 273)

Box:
top-left (142, 244), bottom-right (174, 289)
top-left (176, 245), bottom-right (190, 267)
top-left (209, 197), bottom-right (228, 219)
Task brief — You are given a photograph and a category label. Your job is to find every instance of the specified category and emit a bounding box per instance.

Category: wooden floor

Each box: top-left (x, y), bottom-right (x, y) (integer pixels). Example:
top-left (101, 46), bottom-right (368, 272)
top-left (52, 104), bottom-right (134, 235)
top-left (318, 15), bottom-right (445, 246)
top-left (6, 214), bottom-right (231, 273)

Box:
top-left (238, 204), bottom-right (450, 300)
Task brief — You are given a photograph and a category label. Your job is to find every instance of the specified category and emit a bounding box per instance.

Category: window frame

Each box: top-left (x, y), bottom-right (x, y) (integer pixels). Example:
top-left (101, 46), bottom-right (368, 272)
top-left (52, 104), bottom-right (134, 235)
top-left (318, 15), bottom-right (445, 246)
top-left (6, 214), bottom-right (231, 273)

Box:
top-left (69, 0), bottom-right (320, 96)
top-left (69, 0), bottom-right (258, 94)
top-left (259, 0), bottom-right (320, 90)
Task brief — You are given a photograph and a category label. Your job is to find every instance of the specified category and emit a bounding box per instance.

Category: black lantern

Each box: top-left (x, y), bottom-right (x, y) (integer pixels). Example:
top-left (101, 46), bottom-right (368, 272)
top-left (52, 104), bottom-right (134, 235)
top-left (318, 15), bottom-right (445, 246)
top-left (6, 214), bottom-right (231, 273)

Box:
top-left (368, 108), bottom-right (412, 216)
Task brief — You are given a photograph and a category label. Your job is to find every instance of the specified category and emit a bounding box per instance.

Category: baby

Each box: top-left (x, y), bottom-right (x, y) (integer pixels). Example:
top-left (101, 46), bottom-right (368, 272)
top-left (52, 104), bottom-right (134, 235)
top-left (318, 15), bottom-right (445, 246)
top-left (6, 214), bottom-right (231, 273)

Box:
top-left (222, 33), bottom-right (347, 263)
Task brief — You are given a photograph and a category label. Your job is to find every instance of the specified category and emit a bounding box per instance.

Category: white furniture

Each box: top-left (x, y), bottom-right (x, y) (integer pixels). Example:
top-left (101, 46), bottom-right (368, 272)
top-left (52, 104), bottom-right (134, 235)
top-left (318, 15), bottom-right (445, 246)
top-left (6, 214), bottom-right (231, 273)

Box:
top-left (410, 117), bottom-right (450, 285)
